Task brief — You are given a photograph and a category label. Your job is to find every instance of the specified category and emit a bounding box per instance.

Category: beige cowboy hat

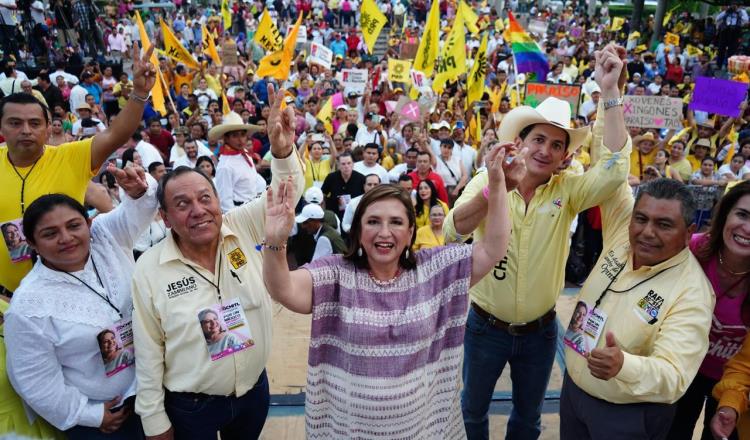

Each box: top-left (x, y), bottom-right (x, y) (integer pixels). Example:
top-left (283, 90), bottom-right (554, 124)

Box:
top-left (496, 97), bottom-right (590, 154)
top-left (633, 131), bottom-right (657, 146)
top-left (208, 112), bottom-right (260, 142)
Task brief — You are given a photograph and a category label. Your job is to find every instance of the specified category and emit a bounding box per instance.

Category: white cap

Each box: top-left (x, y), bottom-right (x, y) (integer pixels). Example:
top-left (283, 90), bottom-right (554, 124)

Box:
top-left (295, 204), bottom-right (325, 223)
top-left (304, 187), bottom-right (324, 204)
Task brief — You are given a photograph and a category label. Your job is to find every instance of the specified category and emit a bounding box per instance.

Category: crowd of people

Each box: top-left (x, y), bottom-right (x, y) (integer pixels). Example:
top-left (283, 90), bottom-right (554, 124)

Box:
top-left (0, 0), bottom-right (749, 439)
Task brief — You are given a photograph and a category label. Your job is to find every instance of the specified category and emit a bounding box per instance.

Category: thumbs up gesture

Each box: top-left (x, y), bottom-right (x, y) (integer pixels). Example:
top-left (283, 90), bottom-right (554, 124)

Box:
top-left (587, 332), bottom-right (625, 380)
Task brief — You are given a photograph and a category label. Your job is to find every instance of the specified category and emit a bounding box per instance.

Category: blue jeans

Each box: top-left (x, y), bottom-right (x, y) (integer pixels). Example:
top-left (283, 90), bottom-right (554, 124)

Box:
top-left (462, 307), bottom-right (558, 440)
top-left (165, 370), bottom-right (269, 440)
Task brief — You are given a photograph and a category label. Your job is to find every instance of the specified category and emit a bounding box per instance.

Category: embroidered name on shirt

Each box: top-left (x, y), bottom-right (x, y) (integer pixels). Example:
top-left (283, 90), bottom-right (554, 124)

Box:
top-left (636, 290), bottom-right (664, 324)
top-left (165, 276), bottom-right (197, 299)
top-left (228, 248), bottom-right (247, 270)
top-left (600, 250), bottom-right (624, 281)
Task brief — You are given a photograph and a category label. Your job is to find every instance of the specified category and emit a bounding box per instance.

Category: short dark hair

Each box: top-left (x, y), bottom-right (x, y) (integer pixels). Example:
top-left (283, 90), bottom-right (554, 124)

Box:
top-left (519, 123), bottom-right (570, 149)
top-left (147, 117), bottom-right (162, 127)
top-left (148, 162), bottom-right (164, 174)
top-left (337, 151), bottom-right (353, 161)
top-left (634, 178), bottom-right (695, 227)
top-left (398, 174), bottom-right (412, 183)
top-left (157, 166), bottom-right (218, 210)
top-left (364, 142), bottom-right (379, 151)
top-left (23, 194), bottom-right (88, 244)
top-left (0, 93), bottom-right (50, 124)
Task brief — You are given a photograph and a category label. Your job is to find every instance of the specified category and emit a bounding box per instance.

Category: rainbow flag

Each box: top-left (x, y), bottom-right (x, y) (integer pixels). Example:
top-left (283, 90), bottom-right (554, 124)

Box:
top-left (507, 12), bottom-right (549, 83)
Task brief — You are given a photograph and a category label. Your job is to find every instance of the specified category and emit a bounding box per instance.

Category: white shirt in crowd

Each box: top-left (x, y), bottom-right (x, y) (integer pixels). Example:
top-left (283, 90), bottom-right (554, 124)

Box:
top-left (135, 140), bottom-right (164, 169)
top-left (718, 163), bottom-right (750, 180)
top-left (72, 117), bottom-right (106, 137)
top-left (353, 161), bottom-right (389, 183)
top-left (434, 154), bottom-right (464, 187)
top-left (215, 153), bottom-right (265, 212)
top-left (69, 85), bottom-right (89, 118)
top-left (312, 226), bottom-right (333, 262)
top-left (51, 69), bottom-right (79, 85)
top-left (134, 218), bottom-right (168, 253)
top-left (168, 143), bottom-right (214, 163)
top-left (172, 155), bottom-right (198, 169)
top-left (4, 180), bottom-right (158, 430)
top-left (341, 194), bottom-right (363, 233)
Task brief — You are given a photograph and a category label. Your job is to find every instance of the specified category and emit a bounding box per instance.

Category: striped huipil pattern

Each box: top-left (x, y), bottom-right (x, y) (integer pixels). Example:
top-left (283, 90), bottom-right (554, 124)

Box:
top-left (303, 244), bottom-right (473, 439)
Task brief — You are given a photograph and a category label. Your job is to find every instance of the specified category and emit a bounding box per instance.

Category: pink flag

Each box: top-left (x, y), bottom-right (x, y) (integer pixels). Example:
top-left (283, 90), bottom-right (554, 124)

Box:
top-left (400, 101), bottom-right (420, 121)
top-left (331, 92), bottom-right (344, 108)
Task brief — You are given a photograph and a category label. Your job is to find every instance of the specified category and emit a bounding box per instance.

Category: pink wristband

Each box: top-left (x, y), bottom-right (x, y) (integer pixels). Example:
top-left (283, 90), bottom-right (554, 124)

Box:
top-left (482, 186), bottom-right (490, 200)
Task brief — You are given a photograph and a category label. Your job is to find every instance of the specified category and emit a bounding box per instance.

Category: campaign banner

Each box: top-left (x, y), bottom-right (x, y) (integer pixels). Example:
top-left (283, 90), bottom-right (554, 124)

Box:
top-left (340, 68), bottom-right (369, 94)
top-left (388, 59), bottom-right (412, 84)
top-left (308, 42), bottom-right (333, 70)
top-left (689, 77), bottom-right (749, 118)
top-left (528, 19), bottom-right (549, 35)
top-left (623, 95), bottom-right (684, 130)
top-left (524, 82), bottom-right (582, 115)
top-left (410, 69), bottom-right (432, 94)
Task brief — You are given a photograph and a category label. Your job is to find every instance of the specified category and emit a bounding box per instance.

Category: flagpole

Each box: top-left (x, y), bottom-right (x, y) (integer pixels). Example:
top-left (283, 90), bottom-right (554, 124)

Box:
top-left (157, 67), bottom-right (178, 115)
top-left (512, 54), bottom-right (521, 106)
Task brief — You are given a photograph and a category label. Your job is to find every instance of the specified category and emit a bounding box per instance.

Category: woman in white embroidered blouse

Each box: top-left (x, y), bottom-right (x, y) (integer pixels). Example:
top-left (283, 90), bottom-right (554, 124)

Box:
top-left (4, 166), bottom-right (157, 439)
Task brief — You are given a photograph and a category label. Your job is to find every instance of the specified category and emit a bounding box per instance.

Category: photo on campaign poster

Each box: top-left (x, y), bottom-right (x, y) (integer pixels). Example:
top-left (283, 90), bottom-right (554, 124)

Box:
top-left (1, 219), bottom-right (32, 263)
top-left (564, 300), bottom-right (607, 357)
top-left (198, 299), bottom-right (254, 361)
top-left (97, 320), bottom-right (135, 377)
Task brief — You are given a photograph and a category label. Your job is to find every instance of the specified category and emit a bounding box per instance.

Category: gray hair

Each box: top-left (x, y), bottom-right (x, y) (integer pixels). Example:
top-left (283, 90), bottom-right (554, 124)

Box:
top-left (634, 178), bottom-right (695, 227)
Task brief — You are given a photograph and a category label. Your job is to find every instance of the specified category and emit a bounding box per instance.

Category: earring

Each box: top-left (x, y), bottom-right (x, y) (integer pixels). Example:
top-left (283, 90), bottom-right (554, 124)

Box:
top-left (405, 249), bottom-right (410, 259)
top-left (357, 247), bottom-right (363, 257)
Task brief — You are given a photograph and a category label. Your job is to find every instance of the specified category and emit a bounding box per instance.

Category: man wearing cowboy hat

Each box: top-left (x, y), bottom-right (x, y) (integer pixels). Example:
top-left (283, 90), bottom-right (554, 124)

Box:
top-left (71, 103), bottom-right (105, 138)
top-left (630, 131), bottom-right (658, 185)
top-left (209, 111), bottom-right (265, 212)
top-left (445, 43), bottom-right (632, 440)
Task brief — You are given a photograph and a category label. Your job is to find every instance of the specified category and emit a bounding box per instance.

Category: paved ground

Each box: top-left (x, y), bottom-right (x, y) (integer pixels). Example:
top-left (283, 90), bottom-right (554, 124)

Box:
top-left (260, 288), bottom-right (705, 439)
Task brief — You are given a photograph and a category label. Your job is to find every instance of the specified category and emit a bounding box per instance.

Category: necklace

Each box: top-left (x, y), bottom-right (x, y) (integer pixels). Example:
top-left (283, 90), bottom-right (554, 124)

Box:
top-left (718, 250), bottom-right (750, 277)
top-left (8, 148), bottom-right (44, 214)
top-left (369, 268), bottom-right (402, 285)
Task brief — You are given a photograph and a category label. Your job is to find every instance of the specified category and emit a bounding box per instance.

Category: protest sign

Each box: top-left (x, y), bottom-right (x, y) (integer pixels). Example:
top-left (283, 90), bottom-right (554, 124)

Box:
top-left (689, 77), bottom-right (749, 118)
top-left (309, 42), bottom-right (333, 70)
top-left (388, 59), bottom-right (412, 84)
top-left (623, 96), bottom-right (684, 130)
top-left (288, 24), bottom-right (307, 44)
top-left (524, 83), bottom-right (581, 115)
top-left (664, 32), bottom-right (680, 46)
top-left (528, 19), bottom-right (548, 35)
top-left (340, 68), bottom-right (369, 94)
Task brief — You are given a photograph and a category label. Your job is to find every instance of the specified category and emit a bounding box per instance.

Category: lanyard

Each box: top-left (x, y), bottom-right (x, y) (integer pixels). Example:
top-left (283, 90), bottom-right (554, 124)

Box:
top-left (593, 260), bottom-right (678, 311)
top-left (185, 254), bottom-right (223, 304)
top-left (61, 257), bottom-right (122, 318)
top-left (9, 153), bottom-right (43, 214)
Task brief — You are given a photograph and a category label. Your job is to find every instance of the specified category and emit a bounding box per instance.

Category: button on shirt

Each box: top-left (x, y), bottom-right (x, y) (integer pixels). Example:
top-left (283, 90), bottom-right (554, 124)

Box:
top-left (132, 153), bottom-right (303, 436)
top-left (444, 107), bottom-right (631, 323)
top-left (565, 183), bottom-right (714, 404)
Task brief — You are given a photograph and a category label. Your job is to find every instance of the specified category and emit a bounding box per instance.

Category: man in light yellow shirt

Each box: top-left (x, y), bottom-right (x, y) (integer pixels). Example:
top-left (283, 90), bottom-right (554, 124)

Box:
top-left (132, 86), bottom-right (303, 440)
top-left (445, 43), bottom-right (631, 440)
top-left (560, 178), bottom-right (714, 439)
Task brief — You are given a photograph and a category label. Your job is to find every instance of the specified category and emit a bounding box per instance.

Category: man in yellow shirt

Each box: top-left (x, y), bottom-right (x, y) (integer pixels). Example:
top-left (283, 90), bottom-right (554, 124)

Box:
top-left (132, 85), bottom-right (304, 439)
top-left (560, 178), bottom-right (714, 438)
top-left (629, 131), bottom-right (658, 185)
top-left (444, 43), bottom-right (631, 440)
top-left (0, 44), bottom-right (157, 294)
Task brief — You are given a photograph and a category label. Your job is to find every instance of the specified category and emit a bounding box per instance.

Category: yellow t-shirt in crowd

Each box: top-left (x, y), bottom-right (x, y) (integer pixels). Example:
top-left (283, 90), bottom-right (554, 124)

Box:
top-left (413, 224), bottom-right (445, 251)
top-left (415, 200), bottom-right (448, 229)
top-left (304, 158), bottom-right (332, 190)
top-left (0, 139), bottom-right (94, 291)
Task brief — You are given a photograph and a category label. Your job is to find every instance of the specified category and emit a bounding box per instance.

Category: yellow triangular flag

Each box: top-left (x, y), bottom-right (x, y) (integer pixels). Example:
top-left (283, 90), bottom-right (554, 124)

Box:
top-left (466, 32), bottom-right (488, 108)
top-left (257, 13), bottom-right (302, 80)
top-left (222, 92), bottom-right (231, 115)
top-left (610, 16), bottom-right (625, 32)
top-left (254, 9), bottom-right (283, 52)
top-left (433, 11), bottom-right (466, 93)
top-left (413, 0), bottom-right (440, 76)
top-left (360, 0), bottom-right (387, 54)
top-left (459, 0), bottom-right (479, 35)
top-left (202, 24), bottom-right (222, 65)
top-left (221, 0), bottom-right (232, 31)
top-left (316, 96), bottom-right (333, 134)
top-left (135, 11), bottom-right (165, 115)
top-left (160, 19), bottom-right (200, 70)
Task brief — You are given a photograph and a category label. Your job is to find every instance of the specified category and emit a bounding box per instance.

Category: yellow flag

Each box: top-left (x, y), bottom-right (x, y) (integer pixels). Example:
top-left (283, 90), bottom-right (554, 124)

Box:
top-left (610, 16), bottom-right (625, 32)
top-left (664, 32), bottom-right (680, 46)
top-left (685, 44), bottom-right (703, 57)
top-left (360, 0), bottom-right (387, 54)
top-left (466, 32), bottom-right (487, 108)
top-left (413, 0), bottom-right (439, 75)
top-left (257, 13), bottom-right (302, 80)
top-left (316, 96), bottom-right (334, 134)
top-left (222, 93), bottom-right (231, 115)
top-left (663, 10), bottom-right (672, 26)
top-left (388, 59), bottom-right (412, 84)
top-left (459, 0), bottom-right (479, 35)
top-left (160, 20), bottom-right (200, 70)
top-left (432, 11), bottom-right (466, 93)
top-left (221, 0), bottom-right (232, 30)
top-left (202, 24), bottom-right (221, 65)
top-left (254, 9), bottom-right (283, 52)
top-left (135, 12), bottom-right (165, 115)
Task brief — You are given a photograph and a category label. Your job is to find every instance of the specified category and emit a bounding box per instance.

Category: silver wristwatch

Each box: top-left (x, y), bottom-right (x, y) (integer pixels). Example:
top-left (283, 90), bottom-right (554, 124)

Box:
top-left (603, 96), bottom-right (624, 110)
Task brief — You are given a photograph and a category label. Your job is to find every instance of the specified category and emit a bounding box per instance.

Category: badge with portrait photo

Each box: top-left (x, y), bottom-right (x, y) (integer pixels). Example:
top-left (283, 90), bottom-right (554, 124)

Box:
top-left (564, 300), bottom-right (608, 357)
top-left (2, 219), bottom-right (32, 263)
top-left (97, 318), bottom-right (135, 377)
top-left (197, 299), bottom-right (254, 361)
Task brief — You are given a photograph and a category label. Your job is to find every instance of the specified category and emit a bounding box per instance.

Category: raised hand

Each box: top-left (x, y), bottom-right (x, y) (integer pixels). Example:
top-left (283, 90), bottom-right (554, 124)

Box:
top-left (502, 143), bottom-right (529, 192)
top-left (265, 177), bottom-right (296, 247)
top-left (710, 407), bottom-right (737, 440)
top-left (485, 143), bottom-right (508, 192)
top-left (131, 41), bottom-right (157, 98)
top-left (267, 83), bottom-right (296, 157)
top-left (108, 163), bottom-right (148, 199)
top-left (594, 43), bottom-right (625, 94)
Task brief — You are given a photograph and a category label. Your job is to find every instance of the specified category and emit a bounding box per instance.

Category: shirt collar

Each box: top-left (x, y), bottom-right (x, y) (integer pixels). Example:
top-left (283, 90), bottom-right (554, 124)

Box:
top-left (159, 221), bottom-right (238, 265)
top-left (627, 245), bottom-right (690, 274)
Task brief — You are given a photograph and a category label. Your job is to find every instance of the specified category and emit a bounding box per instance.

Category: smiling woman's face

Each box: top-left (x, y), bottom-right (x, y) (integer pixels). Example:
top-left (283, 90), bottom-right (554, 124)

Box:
top-left (31, 205), bottom-right (91, 272)
top-left (359, 199), bottom-right (413, 270)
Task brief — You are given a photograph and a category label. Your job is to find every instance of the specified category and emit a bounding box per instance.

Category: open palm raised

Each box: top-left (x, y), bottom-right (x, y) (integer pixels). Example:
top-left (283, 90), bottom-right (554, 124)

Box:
top-left (264, 177), bottom-right (296, 247)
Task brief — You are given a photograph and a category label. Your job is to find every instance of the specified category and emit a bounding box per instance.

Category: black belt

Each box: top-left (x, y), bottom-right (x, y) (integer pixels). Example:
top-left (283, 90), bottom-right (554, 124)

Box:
top-left (471, 302), bottom-right (556, 336)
